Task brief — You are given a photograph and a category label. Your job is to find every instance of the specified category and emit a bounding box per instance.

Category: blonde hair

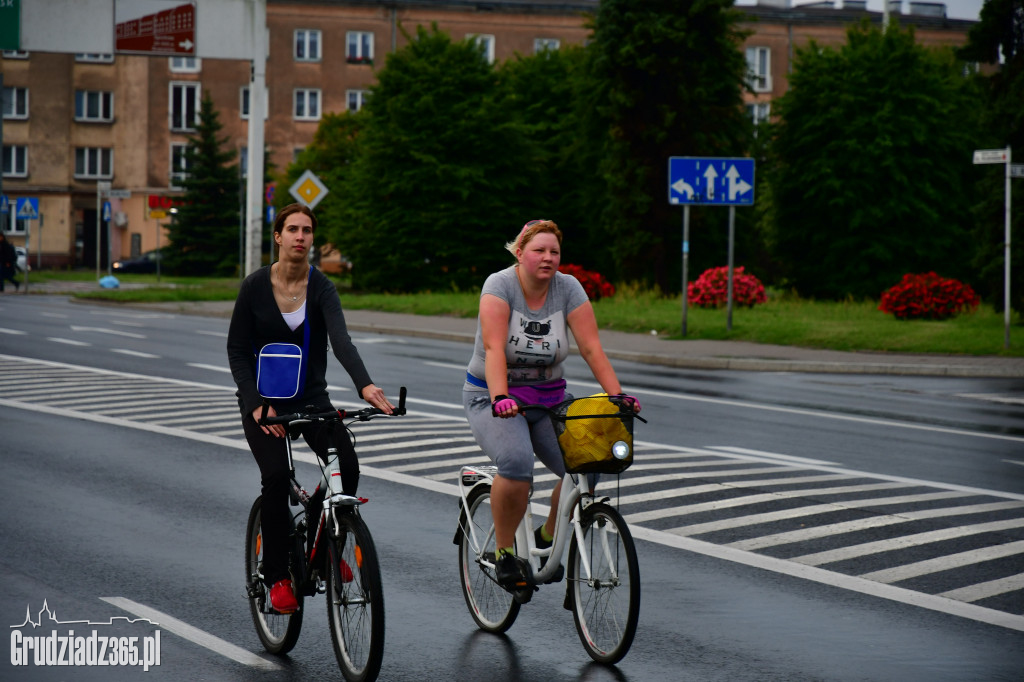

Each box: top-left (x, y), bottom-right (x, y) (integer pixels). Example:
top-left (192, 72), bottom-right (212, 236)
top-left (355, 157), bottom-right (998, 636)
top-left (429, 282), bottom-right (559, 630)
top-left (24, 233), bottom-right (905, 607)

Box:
top-left (505, 219), bottom-right (562, 257)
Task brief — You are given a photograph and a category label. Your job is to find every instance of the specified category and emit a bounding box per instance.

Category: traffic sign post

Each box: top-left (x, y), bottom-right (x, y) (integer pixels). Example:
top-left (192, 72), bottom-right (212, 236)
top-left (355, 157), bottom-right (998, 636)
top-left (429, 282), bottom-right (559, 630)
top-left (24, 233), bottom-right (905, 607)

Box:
top-left (15, 197), bottom-right (39, 294)
top-left (973, 147), bottom-right (1015, 349)
top-left (669, 157), bottom-right (756, 335)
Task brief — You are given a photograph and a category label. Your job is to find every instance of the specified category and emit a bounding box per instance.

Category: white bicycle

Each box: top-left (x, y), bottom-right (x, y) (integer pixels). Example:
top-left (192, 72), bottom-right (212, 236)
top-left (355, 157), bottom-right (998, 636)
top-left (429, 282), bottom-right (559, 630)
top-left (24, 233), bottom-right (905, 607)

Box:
top-left (453, 395), bottom-right (645, 664)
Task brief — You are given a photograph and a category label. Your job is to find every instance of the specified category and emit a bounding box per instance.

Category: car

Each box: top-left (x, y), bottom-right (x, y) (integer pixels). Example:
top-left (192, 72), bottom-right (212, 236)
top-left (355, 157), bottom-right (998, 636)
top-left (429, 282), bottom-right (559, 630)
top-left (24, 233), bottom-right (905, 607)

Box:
top-left (15, 246), bottom-right (28, 273)
top-left (112, 249), bottom-right (162, 274)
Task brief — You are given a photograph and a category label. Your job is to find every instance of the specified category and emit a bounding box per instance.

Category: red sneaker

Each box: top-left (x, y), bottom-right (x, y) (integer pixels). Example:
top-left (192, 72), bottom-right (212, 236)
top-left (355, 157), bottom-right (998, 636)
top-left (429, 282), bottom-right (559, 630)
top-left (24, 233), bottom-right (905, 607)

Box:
top-left (269, 579), bottom-right (298, 614)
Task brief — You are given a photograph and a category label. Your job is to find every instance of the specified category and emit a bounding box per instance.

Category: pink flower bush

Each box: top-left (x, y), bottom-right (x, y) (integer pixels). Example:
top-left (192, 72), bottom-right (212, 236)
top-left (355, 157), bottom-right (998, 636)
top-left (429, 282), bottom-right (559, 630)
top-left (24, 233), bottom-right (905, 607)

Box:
top-left (688, 266), bottom-right (767, 308)
top-left (559, 264), bottom-right (615, 300)
top-left (878, 272), bottom-right (980, 320)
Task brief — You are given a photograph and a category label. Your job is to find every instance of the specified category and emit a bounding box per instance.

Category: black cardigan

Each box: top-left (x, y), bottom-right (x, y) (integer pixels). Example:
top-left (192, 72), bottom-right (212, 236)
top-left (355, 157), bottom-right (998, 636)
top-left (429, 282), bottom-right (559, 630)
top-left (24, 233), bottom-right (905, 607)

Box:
top-left (227, 265), bottom-right (373, 417)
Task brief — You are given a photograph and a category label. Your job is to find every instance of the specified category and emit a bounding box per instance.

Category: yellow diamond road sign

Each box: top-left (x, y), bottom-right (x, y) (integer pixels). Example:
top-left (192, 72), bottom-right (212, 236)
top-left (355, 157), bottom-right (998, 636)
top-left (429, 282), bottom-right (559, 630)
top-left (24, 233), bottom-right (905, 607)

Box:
top-left (289, 170), bottom-right (329, 210)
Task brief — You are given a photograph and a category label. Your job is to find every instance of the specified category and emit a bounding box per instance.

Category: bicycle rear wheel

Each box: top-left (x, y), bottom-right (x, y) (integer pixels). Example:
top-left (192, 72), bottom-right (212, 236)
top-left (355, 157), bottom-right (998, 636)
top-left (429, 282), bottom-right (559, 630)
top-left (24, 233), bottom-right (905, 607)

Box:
top-left (457, 485), bottom-right (520, 633)
top-left (566, 502), bottom-right (640, 664)
top-left (245, 496), bottom-right (303, 654)
top-left (327, 511), bottom-right (385, 682)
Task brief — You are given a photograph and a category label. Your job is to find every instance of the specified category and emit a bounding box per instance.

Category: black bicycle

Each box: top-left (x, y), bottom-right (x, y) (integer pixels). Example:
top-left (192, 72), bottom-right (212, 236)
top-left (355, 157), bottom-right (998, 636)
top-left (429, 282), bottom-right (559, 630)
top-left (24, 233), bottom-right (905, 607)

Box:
top-left (245, 388), bottom-right (406, 682)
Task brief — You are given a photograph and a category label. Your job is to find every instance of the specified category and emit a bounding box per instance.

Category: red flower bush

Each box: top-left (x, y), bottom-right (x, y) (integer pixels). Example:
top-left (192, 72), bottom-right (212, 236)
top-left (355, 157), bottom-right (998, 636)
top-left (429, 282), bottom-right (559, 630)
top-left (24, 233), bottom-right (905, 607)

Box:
top-left (878, 272), bottom-right (980, 320)
top-left (687, 266), bottom-right (767, 308)
top-left (559, 264), bottom-right (615, 300)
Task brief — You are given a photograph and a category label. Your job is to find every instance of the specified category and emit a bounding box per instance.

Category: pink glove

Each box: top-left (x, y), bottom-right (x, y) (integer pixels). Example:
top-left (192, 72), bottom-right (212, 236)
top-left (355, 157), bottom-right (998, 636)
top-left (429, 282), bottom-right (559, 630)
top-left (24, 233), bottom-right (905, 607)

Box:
top-left (491, 396), bottom-right (517, 417)
top-left (617, 395), bottom-right (641, 412)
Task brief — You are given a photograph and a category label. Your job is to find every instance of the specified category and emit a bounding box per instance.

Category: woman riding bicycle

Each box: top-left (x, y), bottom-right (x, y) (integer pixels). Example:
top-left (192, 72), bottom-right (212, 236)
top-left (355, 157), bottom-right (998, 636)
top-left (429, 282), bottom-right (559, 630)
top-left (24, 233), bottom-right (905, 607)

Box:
top-left (462, 219), bottom-right (639, 587)
top-left (228, 203), bottom-right (394, 614)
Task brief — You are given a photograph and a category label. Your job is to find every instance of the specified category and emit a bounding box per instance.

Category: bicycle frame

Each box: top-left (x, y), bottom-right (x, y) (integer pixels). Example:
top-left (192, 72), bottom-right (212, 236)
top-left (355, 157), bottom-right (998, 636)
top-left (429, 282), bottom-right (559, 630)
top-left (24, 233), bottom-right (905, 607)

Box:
top-left (458, 464), bottom-right (591, 586)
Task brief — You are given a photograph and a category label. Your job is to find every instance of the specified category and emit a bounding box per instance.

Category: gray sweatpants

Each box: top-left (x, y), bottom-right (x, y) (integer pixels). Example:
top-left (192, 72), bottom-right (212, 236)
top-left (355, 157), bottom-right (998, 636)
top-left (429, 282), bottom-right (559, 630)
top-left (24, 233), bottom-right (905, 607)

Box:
top-left (463, 390), bottom-right (566, 482)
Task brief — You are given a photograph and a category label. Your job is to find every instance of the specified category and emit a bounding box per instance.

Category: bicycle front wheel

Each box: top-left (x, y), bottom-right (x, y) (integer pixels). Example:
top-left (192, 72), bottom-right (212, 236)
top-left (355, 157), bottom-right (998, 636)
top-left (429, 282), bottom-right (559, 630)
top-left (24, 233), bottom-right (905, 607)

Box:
top-left (566, 502), bottom-right (640, 664)
top-left (457, 484), bottom-right (520, 633)
top-left (326, 511), bottom-right (385, 682)
top-left (245, 496), bottom-right (303, 655)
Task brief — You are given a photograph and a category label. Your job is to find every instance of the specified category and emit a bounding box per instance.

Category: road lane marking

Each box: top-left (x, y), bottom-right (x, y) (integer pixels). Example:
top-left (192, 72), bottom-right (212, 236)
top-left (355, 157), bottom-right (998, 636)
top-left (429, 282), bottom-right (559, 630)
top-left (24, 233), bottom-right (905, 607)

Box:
top-left (195, 330), bottom-right (228, 338)
top-left (70, 325), bottom-right (146, 338)
top-left (860, 540), bottom-right (1024, 584)
top-left (111, 348), bottom-right (160, 358)
top-left (708, 445), bottom-right (839, 467)
top-left (47, 337), bottom-right (90, 346)
top-left (940, 574), bottom-right (1024, 602)
top-left (100, 597), bottom-right (284, 671)
top-left (792, 518), bottom-right (1024, 566)
top-left (0, 327), bottom-right (27, 335)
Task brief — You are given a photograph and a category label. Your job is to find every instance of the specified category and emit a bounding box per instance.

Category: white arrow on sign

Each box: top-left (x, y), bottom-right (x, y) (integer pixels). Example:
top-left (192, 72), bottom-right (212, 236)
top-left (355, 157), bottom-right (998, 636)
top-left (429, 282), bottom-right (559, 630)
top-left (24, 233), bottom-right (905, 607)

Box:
top-left (703, 165), bottom-right (718, 199)
top-left (179, 39), bottom-right (194, 51)
top-left (671, 178), bottom-right (695, 199)
top-left (726, 165), bottom-right (753, 201)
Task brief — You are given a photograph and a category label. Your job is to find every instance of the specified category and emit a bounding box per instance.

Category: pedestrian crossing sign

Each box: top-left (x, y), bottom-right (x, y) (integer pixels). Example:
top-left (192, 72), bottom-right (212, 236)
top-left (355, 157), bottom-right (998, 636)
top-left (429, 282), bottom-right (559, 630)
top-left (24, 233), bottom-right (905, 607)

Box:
top-left (16, 197), bottom-right (39, 220)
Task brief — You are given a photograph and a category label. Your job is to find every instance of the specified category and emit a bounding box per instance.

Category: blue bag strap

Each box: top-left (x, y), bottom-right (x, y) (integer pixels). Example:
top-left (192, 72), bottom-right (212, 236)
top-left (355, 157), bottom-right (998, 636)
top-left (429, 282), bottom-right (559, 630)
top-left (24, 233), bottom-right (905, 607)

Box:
top-left (296, 265), bottom-right (312, 397)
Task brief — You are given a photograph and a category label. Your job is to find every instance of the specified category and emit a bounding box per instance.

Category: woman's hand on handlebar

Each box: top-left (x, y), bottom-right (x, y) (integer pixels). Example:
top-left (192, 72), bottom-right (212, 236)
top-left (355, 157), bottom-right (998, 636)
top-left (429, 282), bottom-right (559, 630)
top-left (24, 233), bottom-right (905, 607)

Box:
top-left (491, 395), bottom-right (518, 418)
top-left (253, 404), bottom-right (287, 438)
top-left (362, 383), bottom-right (395, 415)
top-left (617, 394), bottom-right (642, 413)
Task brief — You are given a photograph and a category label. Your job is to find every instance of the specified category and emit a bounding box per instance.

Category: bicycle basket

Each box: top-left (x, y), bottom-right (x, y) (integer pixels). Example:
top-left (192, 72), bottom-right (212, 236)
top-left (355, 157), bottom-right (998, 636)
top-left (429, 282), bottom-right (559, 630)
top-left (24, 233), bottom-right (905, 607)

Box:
top-left (550, 395), bottom-right (635, 475)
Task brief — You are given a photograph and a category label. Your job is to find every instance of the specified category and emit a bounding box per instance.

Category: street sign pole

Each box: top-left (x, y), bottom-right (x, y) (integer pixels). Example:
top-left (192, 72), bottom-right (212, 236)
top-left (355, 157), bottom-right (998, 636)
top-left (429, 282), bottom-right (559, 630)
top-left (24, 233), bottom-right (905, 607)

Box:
top-left (682, 205), bottom-right (690, 336)
top-left (1004, 147), bottom-right (1012, 349)
top-left (727, 206), bottom-right (735, 332)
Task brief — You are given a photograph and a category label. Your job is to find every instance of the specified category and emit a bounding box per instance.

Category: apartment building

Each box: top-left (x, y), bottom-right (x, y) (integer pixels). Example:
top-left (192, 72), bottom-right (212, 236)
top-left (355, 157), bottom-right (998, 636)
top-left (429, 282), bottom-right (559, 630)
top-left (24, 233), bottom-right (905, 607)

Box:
top-left (0, 0), bottom-right (975, 270)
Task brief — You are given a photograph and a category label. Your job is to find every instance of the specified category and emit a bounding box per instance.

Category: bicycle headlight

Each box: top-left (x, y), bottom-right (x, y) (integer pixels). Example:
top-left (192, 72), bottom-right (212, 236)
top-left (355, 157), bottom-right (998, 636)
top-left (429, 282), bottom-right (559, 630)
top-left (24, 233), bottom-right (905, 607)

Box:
top-left (611, 440), bottom-right (631, 460)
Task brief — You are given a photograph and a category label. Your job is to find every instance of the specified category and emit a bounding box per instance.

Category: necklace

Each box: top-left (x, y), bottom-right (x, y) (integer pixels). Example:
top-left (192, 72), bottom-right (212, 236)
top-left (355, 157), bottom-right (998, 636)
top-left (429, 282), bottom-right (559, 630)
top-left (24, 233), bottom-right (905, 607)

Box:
top-left (274, 265), bottom-right (304, 302)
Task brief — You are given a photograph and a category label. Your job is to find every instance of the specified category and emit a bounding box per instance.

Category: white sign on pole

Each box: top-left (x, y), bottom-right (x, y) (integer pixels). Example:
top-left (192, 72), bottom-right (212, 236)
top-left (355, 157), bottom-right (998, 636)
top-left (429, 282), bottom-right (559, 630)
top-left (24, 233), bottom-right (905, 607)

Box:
top-left (973, 149), bottom-right (1009, 164)
top-left (1011, 164), bottom-right (1024, 179)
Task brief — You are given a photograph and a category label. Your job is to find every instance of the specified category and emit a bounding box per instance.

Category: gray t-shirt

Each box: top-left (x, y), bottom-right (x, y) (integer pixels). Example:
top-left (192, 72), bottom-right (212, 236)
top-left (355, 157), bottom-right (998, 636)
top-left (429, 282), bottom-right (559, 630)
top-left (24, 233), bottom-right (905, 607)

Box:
top-left (465, 266), bottom-right (589, 389)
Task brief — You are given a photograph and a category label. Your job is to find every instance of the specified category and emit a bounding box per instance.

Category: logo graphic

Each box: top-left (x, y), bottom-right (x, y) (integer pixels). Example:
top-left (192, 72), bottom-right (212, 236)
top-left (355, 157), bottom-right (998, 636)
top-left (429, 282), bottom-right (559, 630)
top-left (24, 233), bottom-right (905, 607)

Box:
top-left (10, 600), bottom-right (161, 671)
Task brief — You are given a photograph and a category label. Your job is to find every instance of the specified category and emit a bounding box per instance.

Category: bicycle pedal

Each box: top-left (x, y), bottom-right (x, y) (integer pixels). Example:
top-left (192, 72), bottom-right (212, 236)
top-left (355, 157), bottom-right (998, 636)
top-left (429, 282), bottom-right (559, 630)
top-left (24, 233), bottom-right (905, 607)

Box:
top-left (512, 586), bottom-right (536, 605)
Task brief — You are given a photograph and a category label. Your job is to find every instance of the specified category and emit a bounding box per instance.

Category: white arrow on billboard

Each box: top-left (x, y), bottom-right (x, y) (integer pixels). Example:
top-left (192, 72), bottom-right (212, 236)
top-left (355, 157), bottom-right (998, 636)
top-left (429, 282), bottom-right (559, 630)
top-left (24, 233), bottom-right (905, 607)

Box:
top-left (671, 178), bottom-right (695, 199)
top-left (703, 165), bottom-right (718, 199)
top-left (726, 164), bottom-right (753, 201)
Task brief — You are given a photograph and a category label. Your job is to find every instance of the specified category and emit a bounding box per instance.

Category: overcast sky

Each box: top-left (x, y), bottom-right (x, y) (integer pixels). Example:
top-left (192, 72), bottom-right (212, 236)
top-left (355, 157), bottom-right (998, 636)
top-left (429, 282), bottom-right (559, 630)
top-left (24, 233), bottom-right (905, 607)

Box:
top-left (736, 0), bottom-right (984, 20)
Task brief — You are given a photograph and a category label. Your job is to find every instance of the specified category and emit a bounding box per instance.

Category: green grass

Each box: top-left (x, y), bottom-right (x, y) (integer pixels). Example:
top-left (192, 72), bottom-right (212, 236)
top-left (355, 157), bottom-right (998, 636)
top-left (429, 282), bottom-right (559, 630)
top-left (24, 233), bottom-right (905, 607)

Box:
top-left (32, 270), bottom-right (1021, 356)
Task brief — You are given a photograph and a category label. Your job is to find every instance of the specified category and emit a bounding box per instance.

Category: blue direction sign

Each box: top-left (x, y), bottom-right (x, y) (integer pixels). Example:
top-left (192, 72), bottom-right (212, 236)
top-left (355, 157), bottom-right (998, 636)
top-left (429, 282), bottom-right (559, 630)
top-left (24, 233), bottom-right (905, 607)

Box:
top-left (669, 157), bottom-right (755, 206)
top-left (15, 197), bottom-right (39, 220)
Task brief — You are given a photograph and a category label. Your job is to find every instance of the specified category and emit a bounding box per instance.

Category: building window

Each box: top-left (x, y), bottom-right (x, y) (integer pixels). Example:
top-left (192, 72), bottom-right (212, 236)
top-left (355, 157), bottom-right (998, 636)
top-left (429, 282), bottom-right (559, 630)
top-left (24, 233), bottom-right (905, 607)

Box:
top-left (170, 82), bottom-right (201, 131)
top-left (2, 86), bottom-right (28, 119)
top-left (4, 210), bottom-right (28, 234)
top-left (346, 89), bottom-right (369, 112)
top-left (346, 31), bottom-right (374, 63)
top-left (468, 34), bottom-right (495, 64)
top-left (170, 56), bottom-right (201, 72)
top-left (747, 102), bottom-right (771, 127)
top-left (75, 53), bottom-right (114, 63)
top-left (293, 89), bottom-right (320, 121)
top-left (295, 29), bottom-right (321, 62)
top-left (74, 90), bottom-right (114, 122)
top-left (2, 145), bottom-right (28, 177)
top-left (2, 51), bottom-right (29, 59)
top-left (170, 143), bottom-right (189, 188)
top-left (746, 47), bottom-right (772, 93)
top-left (534, 38), bottom-right (560, 53)
top-left (74, 147), bottom-right (113, 179)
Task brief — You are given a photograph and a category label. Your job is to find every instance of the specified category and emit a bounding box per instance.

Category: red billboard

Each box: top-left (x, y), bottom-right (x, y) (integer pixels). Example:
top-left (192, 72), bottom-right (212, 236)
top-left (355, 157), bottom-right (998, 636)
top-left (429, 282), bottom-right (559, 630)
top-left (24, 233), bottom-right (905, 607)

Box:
top-left (116, 2), bottom-right (195, 55)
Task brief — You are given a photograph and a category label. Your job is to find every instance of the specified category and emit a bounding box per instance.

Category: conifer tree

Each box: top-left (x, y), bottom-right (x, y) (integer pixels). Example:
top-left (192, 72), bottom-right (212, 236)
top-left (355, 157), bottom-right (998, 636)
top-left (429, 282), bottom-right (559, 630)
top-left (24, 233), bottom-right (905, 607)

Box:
top-left (164, 91), bottom-right (240, 276)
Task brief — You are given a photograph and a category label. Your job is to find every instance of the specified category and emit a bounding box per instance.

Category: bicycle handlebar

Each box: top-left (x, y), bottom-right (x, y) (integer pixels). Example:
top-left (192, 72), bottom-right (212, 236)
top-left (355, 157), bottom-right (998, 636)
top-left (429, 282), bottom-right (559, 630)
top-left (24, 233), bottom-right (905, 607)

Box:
top-left (495, 393), bottom-right (646, 423)
top-left (261, 386), bottom-right (408, 427)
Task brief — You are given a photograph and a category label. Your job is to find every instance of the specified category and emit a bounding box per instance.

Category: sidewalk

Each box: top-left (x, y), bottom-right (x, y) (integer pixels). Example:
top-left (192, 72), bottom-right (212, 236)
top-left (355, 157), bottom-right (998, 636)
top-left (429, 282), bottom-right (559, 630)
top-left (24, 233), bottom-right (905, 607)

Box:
top-left (102, 296), bottom-right (1024, 379)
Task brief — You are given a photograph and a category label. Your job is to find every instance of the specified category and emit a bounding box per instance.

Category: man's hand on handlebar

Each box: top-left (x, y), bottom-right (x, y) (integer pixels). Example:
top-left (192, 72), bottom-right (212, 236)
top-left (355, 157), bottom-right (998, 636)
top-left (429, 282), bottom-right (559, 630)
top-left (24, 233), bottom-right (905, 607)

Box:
top-left (361, 383), bottom-right (395, 415)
